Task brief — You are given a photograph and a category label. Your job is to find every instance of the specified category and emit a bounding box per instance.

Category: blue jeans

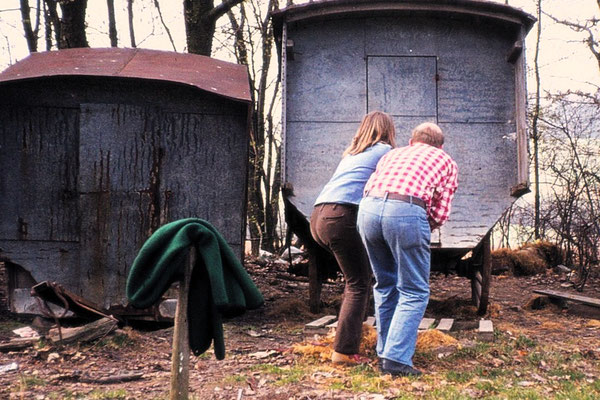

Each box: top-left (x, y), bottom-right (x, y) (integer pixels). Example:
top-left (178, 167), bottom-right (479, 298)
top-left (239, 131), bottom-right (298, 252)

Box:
top-left (357, 196), bottom-right (431, 366)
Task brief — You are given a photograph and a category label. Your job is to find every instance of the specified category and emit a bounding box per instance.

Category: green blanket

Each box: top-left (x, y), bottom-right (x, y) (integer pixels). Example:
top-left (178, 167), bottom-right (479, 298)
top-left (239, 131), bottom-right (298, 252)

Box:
top-left (126, 218), bottom-right (263, 359)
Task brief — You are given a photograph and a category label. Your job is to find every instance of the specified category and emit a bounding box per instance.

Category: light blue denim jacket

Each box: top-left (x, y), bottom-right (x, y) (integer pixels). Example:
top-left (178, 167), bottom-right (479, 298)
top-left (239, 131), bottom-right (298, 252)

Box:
top-left (314, 142), bottom-right (392, 206)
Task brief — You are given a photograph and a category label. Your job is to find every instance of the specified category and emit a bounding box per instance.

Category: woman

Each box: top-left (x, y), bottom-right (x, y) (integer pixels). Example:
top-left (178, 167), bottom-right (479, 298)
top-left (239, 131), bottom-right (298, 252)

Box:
top-left (310, 111), bottom-right (396, 364)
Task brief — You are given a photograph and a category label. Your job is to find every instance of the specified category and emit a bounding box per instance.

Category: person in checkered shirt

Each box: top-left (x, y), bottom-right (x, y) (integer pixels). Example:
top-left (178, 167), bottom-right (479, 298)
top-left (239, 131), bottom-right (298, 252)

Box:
top-left (357, 122), bottom-right (458, 377)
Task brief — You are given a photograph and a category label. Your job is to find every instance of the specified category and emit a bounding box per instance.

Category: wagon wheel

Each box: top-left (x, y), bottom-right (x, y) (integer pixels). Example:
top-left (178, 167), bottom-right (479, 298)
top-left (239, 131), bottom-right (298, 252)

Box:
top-left (470, 233), bottom-right (491, 315)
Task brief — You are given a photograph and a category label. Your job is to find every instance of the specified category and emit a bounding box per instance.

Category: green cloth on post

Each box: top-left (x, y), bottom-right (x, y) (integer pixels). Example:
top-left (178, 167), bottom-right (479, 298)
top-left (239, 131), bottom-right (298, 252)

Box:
top-left (126, 218), bottom-right (263, 359)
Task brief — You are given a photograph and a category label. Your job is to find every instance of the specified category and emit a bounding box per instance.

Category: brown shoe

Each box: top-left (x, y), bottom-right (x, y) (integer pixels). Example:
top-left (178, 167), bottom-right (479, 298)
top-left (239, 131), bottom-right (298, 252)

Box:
top-left (331, 351), bottom-right (370, 365)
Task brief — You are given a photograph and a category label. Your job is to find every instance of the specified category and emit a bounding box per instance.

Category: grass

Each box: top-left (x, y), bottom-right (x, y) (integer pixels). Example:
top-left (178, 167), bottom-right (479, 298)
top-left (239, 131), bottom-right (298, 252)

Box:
top-left (330, 364), bottom-right (391, 393)
top-left (96, 331), bottom-right (136, 349)
top-left (16, 374), bottom-right (46, 391)
top-left (87, 389), bottom-right (128, 399)
top-left (249, 363), bottom-right (306, 385)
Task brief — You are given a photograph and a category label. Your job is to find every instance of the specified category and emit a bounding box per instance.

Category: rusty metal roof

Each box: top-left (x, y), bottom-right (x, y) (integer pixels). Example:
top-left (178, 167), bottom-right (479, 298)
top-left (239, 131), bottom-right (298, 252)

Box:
top-left (272, 0), bottom-right (536, 39)
top-left (0, 48), bottom-right (251, 103)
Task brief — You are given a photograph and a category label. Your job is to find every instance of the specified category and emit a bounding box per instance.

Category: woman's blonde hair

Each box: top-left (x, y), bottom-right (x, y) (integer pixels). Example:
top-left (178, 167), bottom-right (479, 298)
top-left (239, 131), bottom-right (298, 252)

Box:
top-left (343, 111), bottom-right (397, 156)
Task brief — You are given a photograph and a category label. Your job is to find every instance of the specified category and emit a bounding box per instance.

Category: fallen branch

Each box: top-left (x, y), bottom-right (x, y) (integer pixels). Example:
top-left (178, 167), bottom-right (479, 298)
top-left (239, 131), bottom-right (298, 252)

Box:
top-left (52, 371), bottom-right (144, 384)
top-left (0, 337), bottom-right (38, 352)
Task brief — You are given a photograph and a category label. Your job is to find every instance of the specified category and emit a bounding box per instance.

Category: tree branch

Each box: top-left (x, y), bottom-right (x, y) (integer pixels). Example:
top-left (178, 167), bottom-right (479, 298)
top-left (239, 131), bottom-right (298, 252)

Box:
top-left (208, 0), bottom-right (245, 22)
top-left (153, 0), bottom-right (177, 51)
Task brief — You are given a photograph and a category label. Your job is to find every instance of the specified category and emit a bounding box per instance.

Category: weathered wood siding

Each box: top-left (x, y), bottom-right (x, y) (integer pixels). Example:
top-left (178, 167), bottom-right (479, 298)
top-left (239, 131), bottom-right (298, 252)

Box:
top-left (0, 78), bottom-right (248, 306)
top-left (284, 15), bottom-right (522, 248)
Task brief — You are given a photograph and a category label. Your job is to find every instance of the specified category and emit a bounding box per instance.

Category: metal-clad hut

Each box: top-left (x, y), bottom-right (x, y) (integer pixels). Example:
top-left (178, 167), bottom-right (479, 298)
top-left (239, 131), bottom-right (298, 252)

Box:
top-left (272, 0), bottom-right (536, 313)
top-left (0, 48), bottom-right (251, 311)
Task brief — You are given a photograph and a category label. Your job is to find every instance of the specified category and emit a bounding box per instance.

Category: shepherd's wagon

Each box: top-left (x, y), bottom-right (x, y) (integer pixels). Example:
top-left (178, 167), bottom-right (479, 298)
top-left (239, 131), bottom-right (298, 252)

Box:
top-left (0, 48), bottom-right (250, 313)
top-left (272, 0), bottom-right (536, 314)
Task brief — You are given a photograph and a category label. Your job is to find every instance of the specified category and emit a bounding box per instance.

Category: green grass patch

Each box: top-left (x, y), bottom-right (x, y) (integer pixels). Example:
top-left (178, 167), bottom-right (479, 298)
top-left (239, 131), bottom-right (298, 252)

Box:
top-left (223, 373), bottom-right (248, 384)
top-left (445, 370), bottom-right (474, 383)
top-left (548, 367), bottom-right (586, 381)
top-left (17, 374), bottom-right (46, 391)
top-left (87, 388), bottom-right (128, 399)
top-left (447, 342), bottom-right (491, 360)
top-left (328, 364), bottom-right (390, 393)
top-left (554, 380), bottom-right (600, 400)
top-left (249, 363), bottom-right (306, 385)
top-left (514, 334), bottom-right (537, 350)
top-left (96, 332), bottom-right (135, 349)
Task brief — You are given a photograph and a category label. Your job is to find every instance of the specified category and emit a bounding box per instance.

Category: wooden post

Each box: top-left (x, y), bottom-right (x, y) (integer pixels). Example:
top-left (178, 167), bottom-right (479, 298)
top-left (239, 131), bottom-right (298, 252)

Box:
top-left (170, 246), bottom-right (194, 400)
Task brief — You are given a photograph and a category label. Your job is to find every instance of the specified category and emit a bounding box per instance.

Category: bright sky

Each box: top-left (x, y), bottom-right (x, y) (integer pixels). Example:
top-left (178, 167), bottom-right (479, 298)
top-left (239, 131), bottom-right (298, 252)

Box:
top-left (0, 0), bottom-right (598, 93)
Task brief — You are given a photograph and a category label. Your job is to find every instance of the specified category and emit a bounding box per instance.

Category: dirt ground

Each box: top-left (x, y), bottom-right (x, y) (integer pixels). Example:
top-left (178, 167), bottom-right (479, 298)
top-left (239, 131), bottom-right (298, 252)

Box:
top-left (0, 256), bottom-right (599, 399)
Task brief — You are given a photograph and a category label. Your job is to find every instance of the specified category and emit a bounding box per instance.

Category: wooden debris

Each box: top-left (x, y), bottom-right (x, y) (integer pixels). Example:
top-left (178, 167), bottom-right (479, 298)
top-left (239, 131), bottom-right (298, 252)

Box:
top-left (533, 289), bottom-right (600, 308)
top-left (51, 371), bottom-right (143, 384)
top-left (305, 315), bottom-right (337, 335)
top-left (418, 318), bottom-right (436, 330)
top-left (437, 318), bottom-right (454, 332)
top-left (0, 338), bottom-right (38, 352)
top-left (478, 320), bottom-right (494, 342)
top-left (48, 317), bottom-right (118, 345)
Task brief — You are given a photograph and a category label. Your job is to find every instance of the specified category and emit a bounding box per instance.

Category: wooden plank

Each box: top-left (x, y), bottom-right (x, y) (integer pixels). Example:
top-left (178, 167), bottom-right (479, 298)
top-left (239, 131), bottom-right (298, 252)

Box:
top-left (533, 289), bottom-right (600, 308)
top-left (437, 318), bottom-right (454, 332)
top-left (418, 318), bottom-right (436, 330)
top-left (305, 315), bottom-right (337, 330)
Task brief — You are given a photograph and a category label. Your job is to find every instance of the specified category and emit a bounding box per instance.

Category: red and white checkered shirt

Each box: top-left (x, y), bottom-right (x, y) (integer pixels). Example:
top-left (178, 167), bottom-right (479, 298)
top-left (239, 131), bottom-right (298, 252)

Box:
top-left (364, 143), bottom-right (458, 229)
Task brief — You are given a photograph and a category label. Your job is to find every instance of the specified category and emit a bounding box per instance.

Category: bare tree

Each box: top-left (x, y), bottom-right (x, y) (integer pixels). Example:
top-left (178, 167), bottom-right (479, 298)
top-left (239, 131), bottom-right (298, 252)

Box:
top-left (184, 0), bottom-right (245, 55)
top-left (545, 2), bottom-right (600, 72)
top-left (535, 93), bottom-right (600, 288)
top-left (107, 0), bottom-right (117, 46)
top-left (44, 0), bottom-right (88, 49)
top-left (226, 0), bottom-right (282, 253)
top-left (19, 0), bottom-right (41, 52)
top-left (531, 0), bottom-right (543, 239)
top-left (127, 0), bottom-right (136, 47)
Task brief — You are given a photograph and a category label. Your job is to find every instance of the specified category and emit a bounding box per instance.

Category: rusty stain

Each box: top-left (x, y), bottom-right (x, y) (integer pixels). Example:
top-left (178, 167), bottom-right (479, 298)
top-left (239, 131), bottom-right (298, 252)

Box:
top-left (0, 48), bottom-right (251, 103)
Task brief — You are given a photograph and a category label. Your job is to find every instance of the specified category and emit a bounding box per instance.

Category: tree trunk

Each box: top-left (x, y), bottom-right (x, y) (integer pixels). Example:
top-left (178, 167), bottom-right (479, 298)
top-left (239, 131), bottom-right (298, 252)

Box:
top-left (20, 0), bottom-right (38, 52)
top-left (107, 0), bottom-right (118, 47)
top-left (58, 0), bottom-right (89, 49)
top-left (184, 0), bottom-right (216, 56)
top-left (44, 0), bottom-right (61, 49)
top-left (184, 0), bottom-right (244, 56)
top-left (532, 0), bottom-right (542, 239)
top-left (127, 0), bottom-right (136, 47)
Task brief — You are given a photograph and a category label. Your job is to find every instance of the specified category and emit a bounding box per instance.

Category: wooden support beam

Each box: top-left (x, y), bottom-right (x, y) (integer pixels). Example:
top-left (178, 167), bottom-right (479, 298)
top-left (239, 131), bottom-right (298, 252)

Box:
top-left (169, 247), bottom-right (194, 400)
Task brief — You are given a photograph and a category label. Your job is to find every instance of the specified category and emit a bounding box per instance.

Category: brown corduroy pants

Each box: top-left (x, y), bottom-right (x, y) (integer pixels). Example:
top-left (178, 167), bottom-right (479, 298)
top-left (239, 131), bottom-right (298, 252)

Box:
top-left (310, 203), bottom-right (371, 355)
